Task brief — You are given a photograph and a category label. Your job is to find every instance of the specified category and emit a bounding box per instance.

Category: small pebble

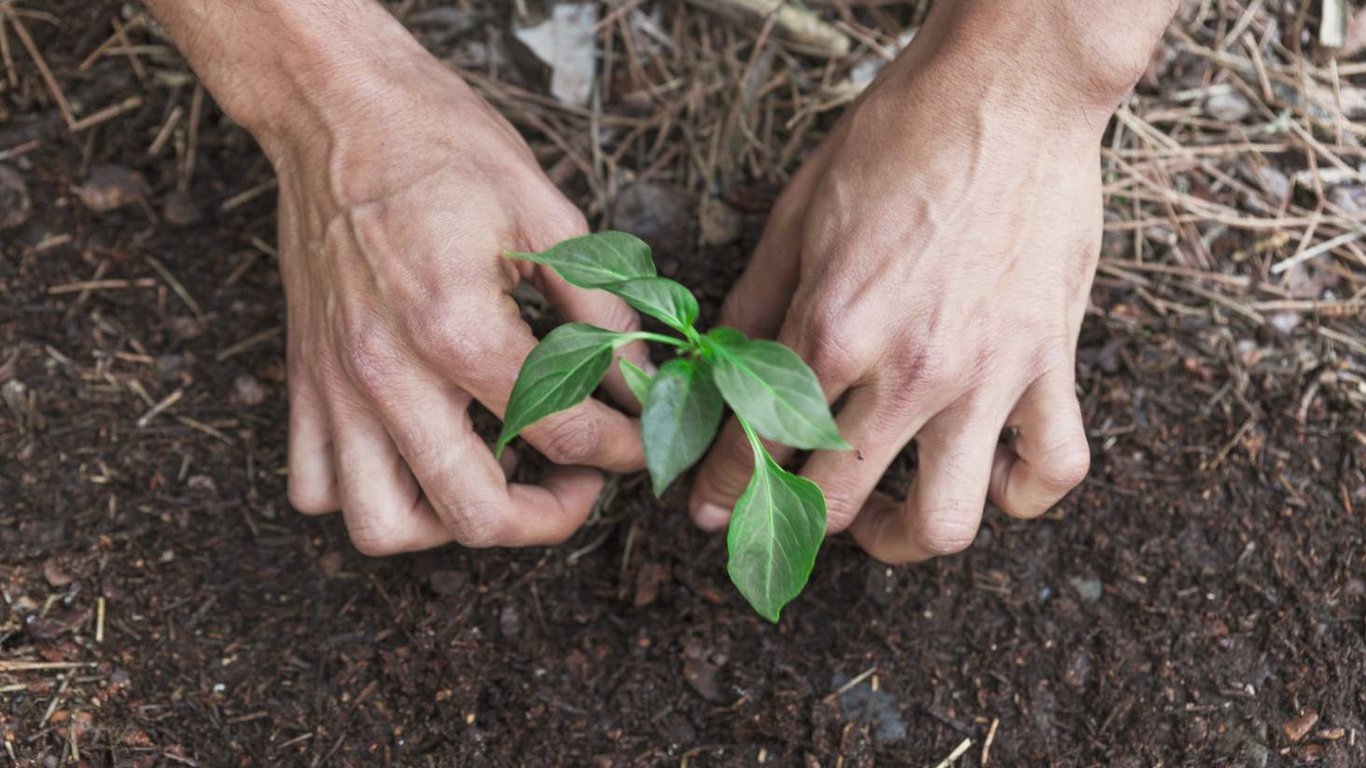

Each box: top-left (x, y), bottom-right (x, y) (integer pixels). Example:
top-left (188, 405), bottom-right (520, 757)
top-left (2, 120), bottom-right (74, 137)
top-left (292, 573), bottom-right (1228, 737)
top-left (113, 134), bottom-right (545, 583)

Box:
top-left (611, 182), bottom-right (689, 254)
top-left (162, 189), bottom-right (202, 226)
top-left (682, 657), bottom-right (726, 703)
top-left (1256, 166), bottom-right (1291, 203)
top-left (0, 164), bottom-right (31, 230)
top-left (699, 196), bottom-right (742, 246)
top-left (1329, 186), bottom-right (1364, 215)
top-left (1205, 91), bottom-right (1251, 122)
top-left (429, 570), bottom-right (469, 596)
top-left (42, 558), bottom-right (74, 588)
top-left (1282, 710), bottom-right (1319, 743)
top-left (498, 604), bottom-right (521, 638)
top-left (632, 561), bottom-right (668, 607)
top-left (232, 373), bottom-right (268, 406)
top-left (75, 165), bottom-right (149, 212)
top-left (318, 551), bottom-right (343, 578)
top-left (1069, 576), bottom-right (1103, 602)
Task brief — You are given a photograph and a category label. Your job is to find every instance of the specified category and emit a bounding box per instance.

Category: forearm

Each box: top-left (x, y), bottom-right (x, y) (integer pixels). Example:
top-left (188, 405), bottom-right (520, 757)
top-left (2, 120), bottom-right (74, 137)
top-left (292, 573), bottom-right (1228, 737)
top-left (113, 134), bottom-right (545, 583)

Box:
top-left (142, 0), bottom-right (469, 157)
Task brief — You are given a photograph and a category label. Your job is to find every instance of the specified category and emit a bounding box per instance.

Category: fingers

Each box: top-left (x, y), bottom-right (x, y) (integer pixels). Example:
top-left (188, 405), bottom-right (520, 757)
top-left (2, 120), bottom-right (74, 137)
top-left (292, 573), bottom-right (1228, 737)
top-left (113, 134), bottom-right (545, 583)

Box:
top-left (798, 384), bottom-right (930, 534)
top-left (989, 368), bottom-right (1091, 519)
top-left (850, 408), bottom-right (1000, 564)
top-left (535, 266), bottom-right (652, 413)
top-left (504, 467), bottom-right (606, 547)
top-left (373, 369), bottom-right (607, 548)
top-left (328, 394), bottom-right (454, 556)
top-left (431, 298), bottom-right (645, 473)
top-left (286, 369), bottom-right (340, 515)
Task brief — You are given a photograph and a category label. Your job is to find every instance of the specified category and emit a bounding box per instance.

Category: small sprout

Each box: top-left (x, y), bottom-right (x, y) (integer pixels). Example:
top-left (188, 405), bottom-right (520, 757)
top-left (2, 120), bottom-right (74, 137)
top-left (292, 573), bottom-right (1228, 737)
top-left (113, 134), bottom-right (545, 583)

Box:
top-left (502, 231), bottom-right (848, 621)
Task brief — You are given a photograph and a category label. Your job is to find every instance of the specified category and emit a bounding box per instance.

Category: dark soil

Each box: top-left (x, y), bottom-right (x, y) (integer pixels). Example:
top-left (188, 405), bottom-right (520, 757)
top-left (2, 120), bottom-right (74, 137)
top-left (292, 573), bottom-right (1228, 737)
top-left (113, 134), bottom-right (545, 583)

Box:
top-left (3, 3), bottom-right (1364, 767)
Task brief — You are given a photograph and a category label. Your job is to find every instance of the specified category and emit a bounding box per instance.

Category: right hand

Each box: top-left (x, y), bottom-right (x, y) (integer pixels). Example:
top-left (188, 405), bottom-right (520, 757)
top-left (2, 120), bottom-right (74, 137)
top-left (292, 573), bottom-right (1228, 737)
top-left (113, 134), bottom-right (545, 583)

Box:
top-left (264, 52), bottom-right (646, 555)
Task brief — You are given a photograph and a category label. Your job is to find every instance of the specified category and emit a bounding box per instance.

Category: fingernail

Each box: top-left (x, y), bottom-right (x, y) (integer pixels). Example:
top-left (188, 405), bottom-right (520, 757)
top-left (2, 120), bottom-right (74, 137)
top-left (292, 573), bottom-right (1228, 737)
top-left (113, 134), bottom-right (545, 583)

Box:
top-left (641, 359), bottom-right (659, 376)
top-left (498, 446), bottom-right (520, 478)
top-left (692, 502), bottom-right (730, 532)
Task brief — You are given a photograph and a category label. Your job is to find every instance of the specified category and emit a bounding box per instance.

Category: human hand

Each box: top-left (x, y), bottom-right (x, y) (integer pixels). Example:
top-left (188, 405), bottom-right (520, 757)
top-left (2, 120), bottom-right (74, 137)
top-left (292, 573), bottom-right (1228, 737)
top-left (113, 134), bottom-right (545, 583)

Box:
top-left (688, 2), bottom-right (1168, 563)
top-left (261, 41), bottom-right (646, 554)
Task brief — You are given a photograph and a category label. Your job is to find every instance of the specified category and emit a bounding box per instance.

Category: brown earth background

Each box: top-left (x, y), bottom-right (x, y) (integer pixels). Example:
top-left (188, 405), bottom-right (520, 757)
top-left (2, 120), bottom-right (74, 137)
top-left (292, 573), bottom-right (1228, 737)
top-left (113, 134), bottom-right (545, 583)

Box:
top-left (2, 1), bottom-right (1365, 766)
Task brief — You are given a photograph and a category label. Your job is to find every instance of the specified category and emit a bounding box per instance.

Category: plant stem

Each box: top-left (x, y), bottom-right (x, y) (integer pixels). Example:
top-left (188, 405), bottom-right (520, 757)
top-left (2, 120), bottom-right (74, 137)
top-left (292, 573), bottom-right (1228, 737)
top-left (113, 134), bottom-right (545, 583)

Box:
top-left (738, 416), bottom-right (767, 463)
top-left (619, 331), bottom-right (690, 350)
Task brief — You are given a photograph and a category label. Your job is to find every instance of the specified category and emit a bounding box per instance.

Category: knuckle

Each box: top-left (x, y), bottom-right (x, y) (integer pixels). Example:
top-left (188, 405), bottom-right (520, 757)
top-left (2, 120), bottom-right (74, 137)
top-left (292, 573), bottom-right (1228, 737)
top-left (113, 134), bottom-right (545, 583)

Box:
top-left (913, 506), bottom-right (980, 557)
top-left (802, 312), bottom-right (866, 385)
top-left (881, 342), bottom-right (958, 414)
top-left (536, 413), bottom-right (604, 466)
top-left (1028, 343), bottom-right (1075, 383)
top-left (338, 324), bottom-right (400, 398)
top-left (346, 515), bottom-right (410, 557)
top-left (1039, 440), bottom-right (1092, 491)
top-left (820, 485), bottom-right (864, 531)
top-left (411, 303), bottom-right (490, 366)
top-left (912, 338), bottom-right (964, 391)
top-left (287, 480), bottom-right (335, 516)
top-left (441, 502), bottom-right (507, 549)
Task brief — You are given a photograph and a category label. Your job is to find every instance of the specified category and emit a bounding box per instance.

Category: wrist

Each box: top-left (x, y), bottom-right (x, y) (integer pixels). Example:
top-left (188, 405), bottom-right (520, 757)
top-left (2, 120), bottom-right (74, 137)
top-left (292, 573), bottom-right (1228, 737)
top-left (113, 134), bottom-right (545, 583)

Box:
top-left (218, 7), bottom-right (463, 160)
top-left (146, 0), bottom-right (476, 163)
top-left (887, 0), bottom-right (1174, 136)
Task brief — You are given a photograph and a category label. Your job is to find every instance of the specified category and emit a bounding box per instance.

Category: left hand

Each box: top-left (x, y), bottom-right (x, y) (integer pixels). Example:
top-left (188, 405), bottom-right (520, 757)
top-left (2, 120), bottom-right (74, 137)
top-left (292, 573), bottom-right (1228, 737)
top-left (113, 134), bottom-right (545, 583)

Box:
top-left (688, 31), bottom-right (1125, 563)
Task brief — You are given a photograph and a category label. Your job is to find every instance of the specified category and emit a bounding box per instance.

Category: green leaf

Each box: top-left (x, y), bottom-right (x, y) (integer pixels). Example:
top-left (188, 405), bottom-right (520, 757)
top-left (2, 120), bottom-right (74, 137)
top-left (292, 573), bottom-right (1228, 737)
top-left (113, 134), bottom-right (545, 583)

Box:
top-left (640, 358), bottom-right (723, 496)
top-left (726, 426), bottom-right (827, 623)
top-left (495, 323), bottom-right (626, 455)
top-left (507, 231), bottom-right (655, 287)
top-left (618, 358), bottom-right (653, 407)
top-left (600, 277), bottom-right (699, 334)
top-left (704, 328), bottom-right (848, 451)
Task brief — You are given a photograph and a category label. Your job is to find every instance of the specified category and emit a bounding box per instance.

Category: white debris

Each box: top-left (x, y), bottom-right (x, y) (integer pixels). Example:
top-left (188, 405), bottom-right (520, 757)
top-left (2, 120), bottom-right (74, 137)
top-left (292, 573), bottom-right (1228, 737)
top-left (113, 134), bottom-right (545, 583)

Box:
top-left (513, 3), bottom-right (599, 108)
top-left (848, 29), bottom-right (917, 90)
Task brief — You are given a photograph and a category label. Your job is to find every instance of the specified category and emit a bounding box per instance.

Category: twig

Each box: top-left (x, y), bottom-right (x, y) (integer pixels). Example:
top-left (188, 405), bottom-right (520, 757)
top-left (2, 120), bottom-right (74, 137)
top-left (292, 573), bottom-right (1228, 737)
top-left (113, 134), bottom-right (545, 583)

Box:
top-left (69, 95), bottom-right (143, 133)
top-left (0, 661), bottom-right (97, 673)
top-left (144, 255), bottom-right (204, 319)
top-left (685, 0), bottom-right (851, 57)
top-left (180, 83), bottom-right (204, 192)
top-left (2, 6), bottom-right (74, 127)
top-left (215, 326), bottom-right (282, 362)
top-left (0, 13), bottom-right (17, 90)
top-left (48, 278), bottom-right (156, 294)
top-left (135, 387), bottom-right (184, 428)
top-left (932, 738), bottom-right (973, 768)
top-left (221, 177), bottom-right (278, 212)
top-left (148, 104), bottom-right (183, 156)
top-left (1270, 231), bottom-right (1363, 275)
top-left (823, 666), bottom-right (876, 703)
top-left (110, 15), bottom-right (148, 81)
top-left (981, 718), bottom-right (999, 766)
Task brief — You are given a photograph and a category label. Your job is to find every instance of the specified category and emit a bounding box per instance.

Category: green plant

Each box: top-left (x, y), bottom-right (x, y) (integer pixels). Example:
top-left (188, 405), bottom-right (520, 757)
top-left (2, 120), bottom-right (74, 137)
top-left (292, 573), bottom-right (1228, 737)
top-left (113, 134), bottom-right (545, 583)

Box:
top-left (497, 232), bottom-right (848, 622)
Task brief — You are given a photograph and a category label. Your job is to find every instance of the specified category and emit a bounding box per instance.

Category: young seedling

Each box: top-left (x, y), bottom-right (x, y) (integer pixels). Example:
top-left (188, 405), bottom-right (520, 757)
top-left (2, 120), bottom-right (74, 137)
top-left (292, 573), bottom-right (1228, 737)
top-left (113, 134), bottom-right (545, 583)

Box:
top-left (498, 231), bottom-right (848, 622)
